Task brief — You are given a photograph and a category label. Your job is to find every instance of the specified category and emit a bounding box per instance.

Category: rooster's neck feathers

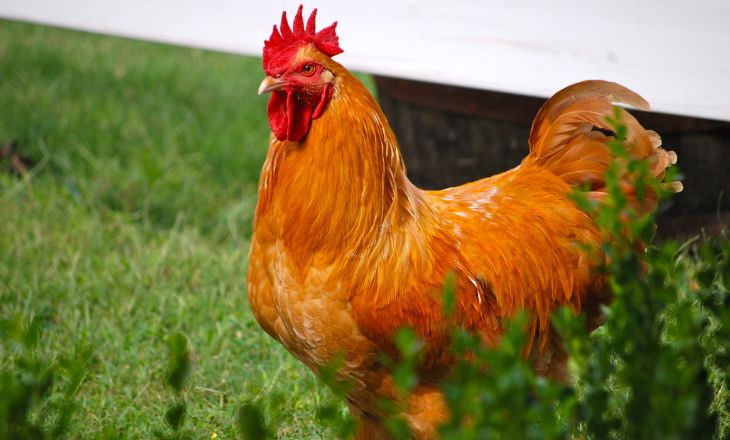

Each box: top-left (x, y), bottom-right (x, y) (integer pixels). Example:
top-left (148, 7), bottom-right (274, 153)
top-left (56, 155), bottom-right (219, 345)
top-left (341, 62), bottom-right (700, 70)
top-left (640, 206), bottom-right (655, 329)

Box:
top-left (255, 61), bottom-right (430, 265)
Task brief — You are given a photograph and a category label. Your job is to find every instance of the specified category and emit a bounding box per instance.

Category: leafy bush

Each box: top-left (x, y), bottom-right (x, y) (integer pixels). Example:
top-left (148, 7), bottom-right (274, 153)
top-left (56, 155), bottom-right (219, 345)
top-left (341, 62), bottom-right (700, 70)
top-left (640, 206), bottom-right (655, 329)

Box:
top-left (294, 110), bottom-right (728, 439)
top-left (368, 110), bottom-right (730, 439)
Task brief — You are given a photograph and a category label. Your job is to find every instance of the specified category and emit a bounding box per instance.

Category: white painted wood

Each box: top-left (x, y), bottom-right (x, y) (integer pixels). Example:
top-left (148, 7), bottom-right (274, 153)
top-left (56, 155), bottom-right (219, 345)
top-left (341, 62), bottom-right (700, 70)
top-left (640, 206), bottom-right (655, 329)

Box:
top-left (2, 0), bottom-right (729, 121)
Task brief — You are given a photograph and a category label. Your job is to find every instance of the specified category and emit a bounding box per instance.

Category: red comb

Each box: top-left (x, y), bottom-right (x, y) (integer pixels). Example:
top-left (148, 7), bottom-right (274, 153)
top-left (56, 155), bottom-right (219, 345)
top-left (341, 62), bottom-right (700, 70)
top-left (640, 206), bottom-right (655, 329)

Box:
top-left (263, 5), bottom-right (343, 75)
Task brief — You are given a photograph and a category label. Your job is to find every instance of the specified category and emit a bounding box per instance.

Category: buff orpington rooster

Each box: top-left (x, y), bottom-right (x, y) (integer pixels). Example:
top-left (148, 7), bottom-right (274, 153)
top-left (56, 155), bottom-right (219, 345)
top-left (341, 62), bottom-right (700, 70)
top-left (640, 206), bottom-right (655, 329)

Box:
top-left (247, 6), bottom-right (679, 439)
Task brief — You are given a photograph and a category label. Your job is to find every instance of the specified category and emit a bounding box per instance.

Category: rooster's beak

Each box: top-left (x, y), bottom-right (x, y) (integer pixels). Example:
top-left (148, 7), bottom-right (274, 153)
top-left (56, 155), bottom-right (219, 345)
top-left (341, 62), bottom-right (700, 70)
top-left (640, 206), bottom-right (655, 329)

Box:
top-left (258, 76), bottom-right (286, 95)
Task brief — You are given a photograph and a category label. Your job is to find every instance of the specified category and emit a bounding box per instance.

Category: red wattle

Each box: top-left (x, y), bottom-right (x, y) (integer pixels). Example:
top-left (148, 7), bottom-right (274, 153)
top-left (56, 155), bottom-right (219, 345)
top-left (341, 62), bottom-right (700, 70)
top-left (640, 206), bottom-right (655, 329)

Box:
top-left (267, 84), bottom-right (332, 142)
top-left (267, 91), bottom-right (290, 140)
top-left (312, 84), bottom-right (333, 119)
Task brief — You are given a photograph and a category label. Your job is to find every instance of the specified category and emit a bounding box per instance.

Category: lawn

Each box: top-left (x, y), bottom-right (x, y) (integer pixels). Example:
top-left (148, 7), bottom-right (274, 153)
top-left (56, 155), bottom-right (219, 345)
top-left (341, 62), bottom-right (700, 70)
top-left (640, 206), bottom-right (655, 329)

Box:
top-left (3, 18), bottom-right (729, 440)
top-left (0, 19), bottom-right (368, 438)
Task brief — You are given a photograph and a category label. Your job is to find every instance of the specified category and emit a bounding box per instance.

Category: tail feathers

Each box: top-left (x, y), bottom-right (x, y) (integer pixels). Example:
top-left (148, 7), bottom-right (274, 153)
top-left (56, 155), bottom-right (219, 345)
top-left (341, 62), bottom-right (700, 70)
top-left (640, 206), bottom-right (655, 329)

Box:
top-left (527, 80), bottom-right (681, 213)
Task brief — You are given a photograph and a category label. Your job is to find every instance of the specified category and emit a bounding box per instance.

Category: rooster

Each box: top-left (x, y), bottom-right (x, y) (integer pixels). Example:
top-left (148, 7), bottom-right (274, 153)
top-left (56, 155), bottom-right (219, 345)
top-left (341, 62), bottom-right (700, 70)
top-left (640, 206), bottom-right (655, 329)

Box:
top-left (247, 6), bottom-right (679, 438)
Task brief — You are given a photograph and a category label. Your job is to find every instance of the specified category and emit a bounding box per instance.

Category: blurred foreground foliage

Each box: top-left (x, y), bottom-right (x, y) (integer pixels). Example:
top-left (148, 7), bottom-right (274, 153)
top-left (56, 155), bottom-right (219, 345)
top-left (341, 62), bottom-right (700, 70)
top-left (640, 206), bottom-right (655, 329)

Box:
top-left (418, 112), bottom-right (727, 439)
top-left (0, 316), bottom-right (94, 439)
top-left (348, 112), bottom-right (728, 439)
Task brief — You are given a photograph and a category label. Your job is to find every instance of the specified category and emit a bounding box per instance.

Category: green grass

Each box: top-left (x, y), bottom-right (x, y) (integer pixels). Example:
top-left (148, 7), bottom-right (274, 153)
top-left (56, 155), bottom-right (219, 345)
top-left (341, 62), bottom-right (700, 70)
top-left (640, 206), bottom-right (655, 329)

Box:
top-left (0, 19), bottom-right (369, 438)
top-left (5, 19), bottom-right (725, 440)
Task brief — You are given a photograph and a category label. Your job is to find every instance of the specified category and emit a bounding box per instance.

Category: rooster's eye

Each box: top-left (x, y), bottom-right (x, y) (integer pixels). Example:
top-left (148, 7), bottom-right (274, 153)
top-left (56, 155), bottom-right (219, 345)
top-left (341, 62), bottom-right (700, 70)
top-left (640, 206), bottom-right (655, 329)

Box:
top-left (302, 64), bottom-right (316, 76)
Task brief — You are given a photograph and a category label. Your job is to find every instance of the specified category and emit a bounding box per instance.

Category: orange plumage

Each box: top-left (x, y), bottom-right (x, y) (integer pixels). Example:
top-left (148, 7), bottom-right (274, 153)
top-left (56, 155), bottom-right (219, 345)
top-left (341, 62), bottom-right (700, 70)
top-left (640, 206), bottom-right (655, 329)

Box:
top-left (248, 7), bottom-right (679, 438)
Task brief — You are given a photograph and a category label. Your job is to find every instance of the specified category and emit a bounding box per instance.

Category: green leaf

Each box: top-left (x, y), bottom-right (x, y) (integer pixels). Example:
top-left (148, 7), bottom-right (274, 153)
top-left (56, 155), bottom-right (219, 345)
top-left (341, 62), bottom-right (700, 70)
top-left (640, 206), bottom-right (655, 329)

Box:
top-left (165, 332), bottom-right (191, 393)
top-left (164, 400), bottom-right (186, 431)
top-left (236, 403), bottom-right (269, 440)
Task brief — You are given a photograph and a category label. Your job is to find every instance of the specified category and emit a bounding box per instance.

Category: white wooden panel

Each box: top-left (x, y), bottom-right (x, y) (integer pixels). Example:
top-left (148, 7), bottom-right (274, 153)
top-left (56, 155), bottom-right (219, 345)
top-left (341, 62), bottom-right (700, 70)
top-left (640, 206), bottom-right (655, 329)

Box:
top-left (2, 0), bottom-right (729, 121)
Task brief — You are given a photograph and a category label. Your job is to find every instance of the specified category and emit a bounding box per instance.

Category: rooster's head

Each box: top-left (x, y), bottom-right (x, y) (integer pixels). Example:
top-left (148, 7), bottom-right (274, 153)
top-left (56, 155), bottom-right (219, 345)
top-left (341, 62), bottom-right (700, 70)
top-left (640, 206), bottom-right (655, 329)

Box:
top-left (258, 5), bottom-right (343, 142)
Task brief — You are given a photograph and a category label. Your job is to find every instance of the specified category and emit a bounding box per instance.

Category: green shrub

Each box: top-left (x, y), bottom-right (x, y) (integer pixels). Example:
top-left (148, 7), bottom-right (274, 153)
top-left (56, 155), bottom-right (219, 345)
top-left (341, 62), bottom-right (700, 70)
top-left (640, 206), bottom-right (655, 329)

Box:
top-left (372, 110), bottom-right (730, 439)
